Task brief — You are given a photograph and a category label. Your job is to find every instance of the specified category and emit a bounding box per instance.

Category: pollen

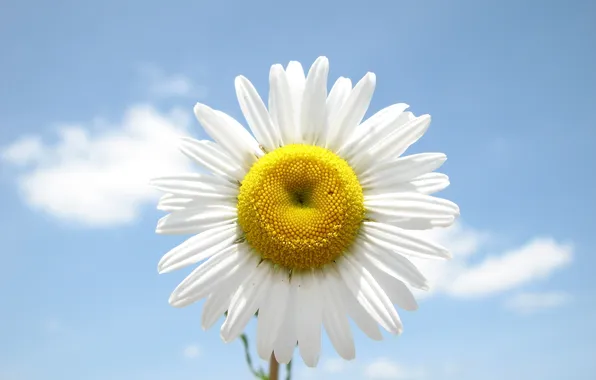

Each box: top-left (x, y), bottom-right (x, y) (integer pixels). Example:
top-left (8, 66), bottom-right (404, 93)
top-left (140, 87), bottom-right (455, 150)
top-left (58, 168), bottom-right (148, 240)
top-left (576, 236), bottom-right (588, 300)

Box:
top-left (237, 144), bottom-right (365, 270)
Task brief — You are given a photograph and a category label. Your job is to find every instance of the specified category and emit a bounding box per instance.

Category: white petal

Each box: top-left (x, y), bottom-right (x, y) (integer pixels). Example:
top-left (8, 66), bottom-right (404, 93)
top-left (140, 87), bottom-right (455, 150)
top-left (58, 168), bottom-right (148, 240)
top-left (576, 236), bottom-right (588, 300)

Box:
top-left (300, 56), bottom-right (329, 145)
top-left (407, 173), bottom-right (450, 195)
top-left (201, 253), bottom-right (259, 330)
top-left (286, 61), bottom-right (306, 137)
top-left (193, 103), bottom-right (262, 169)
top-left (370, 114), bottom-right (431, 161)
top-left (273, 280), bottom-right (298, 364)
top-left (201, 292), bottom-right (229, 330)
top-left (336, 254), bottom-right (402, 334)
top-left (157, 224), bottom-right (240, 273)
top-left (269, 64), bottom-right (295, 146)
top-left (349, 111), bottom-right (416, 174)
top-left (157, 194), bottom-right (236, 212)
top-left (235, 76), bottom-right (280, 152)
top-left (365, 192), bottom-right (460, 222)
top-left (354, 239), bottom-right (429, 290)
top-left (379, 216), bottom-right (457, 230)
top-left (364, 264), bottom-right (418, 311)
top-left (155, 208), bottom-right (237, 235)
top-left (339, 103), bottom-right (409, 162)
top-left (295, 270), bottom-right (323, 367)
top-left (330, 266), bottom-right (382, 340)
top-left (256, 269), bottom-right (291, 360)
top-left (168, 244), bottom-right (251, 307)
top-left (150, 174), bottom-right (238, 197)
top-left (320, 270), bottom-right (355, 360)
top-left (361, 221), bottom-right (451, 260)
top-left (326, 77), bottom-right (352, 127)
top-left (326, 72), bottom-right (376, 152)
top-left (157, 193), bottom-right (190, 211)
top-left (363, 172), bottom-right (450, 196)
top-left (360, 153), bottom-right (447, 186)
top-left (179, 137), bottom-right (245, 182)
top-left (221, 261), bottom-right (272, 343)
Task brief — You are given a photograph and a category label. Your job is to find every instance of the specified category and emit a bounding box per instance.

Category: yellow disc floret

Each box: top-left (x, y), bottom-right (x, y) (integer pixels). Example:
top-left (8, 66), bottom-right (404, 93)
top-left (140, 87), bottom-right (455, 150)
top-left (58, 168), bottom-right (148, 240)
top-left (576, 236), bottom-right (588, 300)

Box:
top-left (237, 144), bottom-right (365, 270)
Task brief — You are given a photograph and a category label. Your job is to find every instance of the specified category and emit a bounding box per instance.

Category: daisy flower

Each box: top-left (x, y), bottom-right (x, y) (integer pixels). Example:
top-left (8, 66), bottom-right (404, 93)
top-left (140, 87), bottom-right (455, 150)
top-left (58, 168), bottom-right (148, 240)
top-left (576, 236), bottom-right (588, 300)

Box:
top-left (151, 56), bottom-right (459, 367)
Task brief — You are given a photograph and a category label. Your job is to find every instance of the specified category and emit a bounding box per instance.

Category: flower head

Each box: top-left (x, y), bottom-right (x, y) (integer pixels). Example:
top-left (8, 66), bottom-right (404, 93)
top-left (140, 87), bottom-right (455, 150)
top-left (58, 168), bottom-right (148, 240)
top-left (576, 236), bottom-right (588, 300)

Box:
top-left (151, 56), bottom-right (459, 367)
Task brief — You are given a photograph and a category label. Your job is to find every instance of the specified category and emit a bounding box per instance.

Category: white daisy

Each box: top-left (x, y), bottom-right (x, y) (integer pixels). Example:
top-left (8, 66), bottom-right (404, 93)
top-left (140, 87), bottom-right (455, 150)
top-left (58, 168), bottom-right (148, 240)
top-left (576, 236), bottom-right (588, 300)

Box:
top-left (151, 56), bottom-right (459, 367)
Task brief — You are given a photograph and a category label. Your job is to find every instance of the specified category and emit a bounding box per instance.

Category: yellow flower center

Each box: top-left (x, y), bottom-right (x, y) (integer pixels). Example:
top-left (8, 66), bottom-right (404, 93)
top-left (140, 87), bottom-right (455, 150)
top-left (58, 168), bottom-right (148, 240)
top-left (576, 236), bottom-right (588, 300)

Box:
top-left (237, 144), bottom-right (365, 270)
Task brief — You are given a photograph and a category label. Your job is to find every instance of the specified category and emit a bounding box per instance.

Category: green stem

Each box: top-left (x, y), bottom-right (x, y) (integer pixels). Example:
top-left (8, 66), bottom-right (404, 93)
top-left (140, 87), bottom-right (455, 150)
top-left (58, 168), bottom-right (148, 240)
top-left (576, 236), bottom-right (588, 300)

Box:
top-left (285, 360), bottom-right (293, 380)
top-left (239, 333), bottom-right (267, 379)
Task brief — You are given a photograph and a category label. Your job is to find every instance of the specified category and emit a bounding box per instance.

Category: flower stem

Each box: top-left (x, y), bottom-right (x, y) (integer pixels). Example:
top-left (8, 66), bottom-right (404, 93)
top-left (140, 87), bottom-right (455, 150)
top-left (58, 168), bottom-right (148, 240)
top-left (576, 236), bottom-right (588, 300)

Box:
top-left (269, 353), bottom-right (280, 380)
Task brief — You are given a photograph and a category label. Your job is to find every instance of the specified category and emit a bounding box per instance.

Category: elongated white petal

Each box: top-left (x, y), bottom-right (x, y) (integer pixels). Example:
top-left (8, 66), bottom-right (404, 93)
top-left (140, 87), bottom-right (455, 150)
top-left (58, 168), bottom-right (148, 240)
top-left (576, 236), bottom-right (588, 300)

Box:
top-left (256, 269), bottom-right (291, 360)
top-left (235, 76), bottom-right (280, 152)
top-left (201, 292), bottom-right (230, 330)
top-left (326, 77), bottom-right (352, 127)
top-left (157, 194), bottom-right (236, 212)
top-left (339, 103), bottom-right (409, 161)
top-left (157, 224), bottom-right (240, 273)
top-left (168, 244), bottom-right (251, 307)
top-left (221, 261), bottom-right (272, 343)
top-left (348, 253), bottom-right (404, 332)
top-left (150, 174), bottom-right (238, 197)
top-left (326, 72), bottom-right (376, 152)
top-left (157, 193), bottom-right (190, 211)
top-left (155, 208), bottom-right (237, 235)
top-left (361, 222), bottom-right (451, 260)
top-left (360, 153), bottom-right (447, 186)
top-left (370, 114), bottom-right (431, 161)
top-left (179, 138), bottom-right (245, 181)
top-left (354, 239), bottom-right (429, 290)
top-left (193, 103), bottom-right (262, 169)
top-left (379, 216), bottom-right (457, 230)
top-left (201, 253), bottom-right (259, 330)
top-left (364, 264), bottom-right (418, 311)
top-left (320, 270), bottom-right (355, 360)
top-left (273, 280), bottom-right (297, 364)
top-left (331, 266), bottom-right (383, 341)
top-left (364, 173), bottom-right (450, 196)
top-left (350, 111), bottom-right (416, 174)
top-left (296, 270), bottom-right (323, 367)
top-left (269, 64), bottom-right (295, 146)
top-left (336, 254), bottom-right (402, 334)
top-left (407, 173), bottom-right (450, 194)
top-left (300, 56), bottom-right (329, 145)
top-left (365, 192), bottom-right (460, 222)
top-left (286, 61), bottom-right (306, 137)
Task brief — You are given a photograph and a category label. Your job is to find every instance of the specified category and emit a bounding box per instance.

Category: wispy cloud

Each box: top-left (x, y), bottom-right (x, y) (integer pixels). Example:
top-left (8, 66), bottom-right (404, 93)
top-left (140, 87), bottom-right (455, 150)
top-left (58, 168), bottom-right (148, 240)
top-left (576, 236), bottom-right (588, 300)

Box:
top-left (446, 238), bottom-right (572, 298)
top-left (138, 64), bottom-right (207, 99)
top-left (1, 105), bottom-right (192, 226)
top-left (183, 344), bottom-right (201, 359)
top-left (1, 135), bottom-right (44, 165)
top-left (504, 291), bottom-right (572, 314)
top-left (322, 358), bottom-right (349, 374)
top-left (411, 225), bottom-right (573, 299)
top-left (363, 357), bottom-right (426, 379)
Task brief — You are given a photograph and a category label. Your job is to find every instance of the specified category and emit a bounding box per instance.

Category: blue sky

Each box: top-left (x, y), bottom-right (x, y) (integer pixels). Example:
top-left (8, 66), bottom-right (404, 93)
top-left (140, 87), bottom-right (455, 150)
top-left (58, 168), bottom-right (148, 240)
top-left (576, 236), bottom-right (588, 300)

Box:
top-left (1, 0), bottom-right (595, 379)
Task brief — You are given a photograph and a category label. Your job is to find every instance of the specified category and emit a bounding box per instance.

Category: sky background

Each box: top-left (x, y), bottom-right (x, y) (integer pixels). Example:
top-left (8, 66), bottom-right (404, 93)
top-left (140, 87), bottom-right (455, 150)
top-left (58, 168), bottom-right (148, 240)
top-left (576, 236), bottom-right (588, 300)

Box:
top-left (1, 0), bottom-right (595, 379)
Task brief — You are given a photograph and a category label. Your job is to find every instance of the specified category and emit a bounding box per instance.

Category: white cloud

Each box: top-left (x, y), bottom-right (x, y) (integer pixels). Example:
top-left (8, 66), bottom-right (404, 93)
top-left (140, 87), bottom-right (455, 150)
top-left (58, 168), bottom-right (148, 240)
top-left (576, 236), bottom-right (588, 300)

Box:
top-left (322, 358), bottom-right (348, 374)
top-left (504, 291), bottom-right (571, 314)
top-left (410, 225), bottom-right (572, 299)
top-left (364, 358), bottom-right (425, 379)
top-left (138, 64), bottom-right (207, 99)
top-left (446, 238), bottom-right (572, 298)
top-left (1, 105), bottom-right (192, 226)
top-left (183, 344), bottom-right (201, 359)
top-left (1, 135), bottom-right (44, 165)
